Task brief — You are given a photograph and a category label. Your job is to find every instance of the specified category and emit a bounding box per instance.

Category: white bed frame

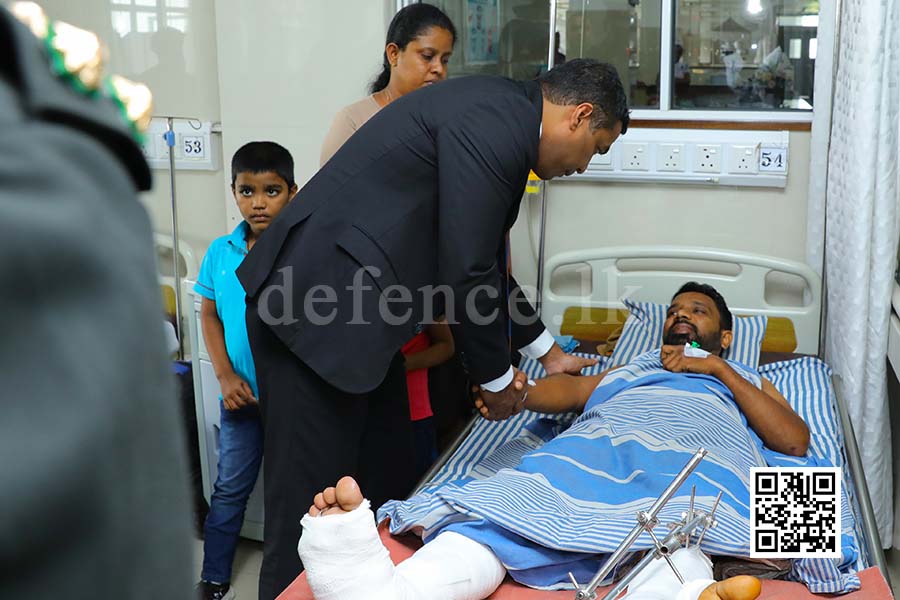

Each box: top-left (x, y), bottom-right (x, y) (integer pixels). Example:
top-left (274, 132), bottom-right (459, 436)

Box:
top-left (421, 246), bottom-right (890, 584)
top-left (540, 245), bottom-right (822, 354)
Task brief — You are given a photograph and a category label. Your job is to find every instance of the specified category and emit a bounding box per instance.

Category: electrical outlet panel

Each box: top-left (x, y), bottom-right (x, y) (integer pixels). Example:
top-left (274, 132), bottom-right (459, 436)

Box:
top-left (574, 129), bottom-right (789, 188)
top-left (694, 144), bottom-right (722, 173)
top-left (145, 118), bottom-right (219, 171)
top-left (621, 142), bottom-right (649, 171)
top-left (657, 143), bottom-right (685, 171)
top-left (728, 145), bottom-right (759, 174)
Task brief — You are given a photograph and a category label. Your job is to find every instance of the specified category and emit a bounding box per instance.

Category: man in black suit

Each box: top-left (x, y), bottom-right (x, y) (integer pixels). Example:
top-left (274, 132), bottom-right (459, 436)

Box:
top-left (237, 59), bottom-right (629, 600)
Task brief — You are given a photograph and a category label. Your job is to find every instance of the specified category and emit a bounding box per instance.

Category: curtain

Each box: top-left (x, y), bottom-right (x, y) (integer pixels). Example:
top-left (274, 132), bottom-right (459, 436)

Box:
top-left (807, 0), bottom-right (900, 547)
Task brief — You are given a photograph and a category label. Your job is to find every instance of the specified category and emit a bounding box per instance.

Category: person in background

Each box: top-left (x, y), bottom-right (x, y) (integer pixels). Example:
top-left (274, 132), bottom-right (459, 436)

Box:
top-left (194, 142), bottom-right (298, 600)
top-left (320, 3), bottom-right (459, 480)
top-left (320, 3), bottom-right (456, 165)
top-left (0, 3), bottom-right (192, 598)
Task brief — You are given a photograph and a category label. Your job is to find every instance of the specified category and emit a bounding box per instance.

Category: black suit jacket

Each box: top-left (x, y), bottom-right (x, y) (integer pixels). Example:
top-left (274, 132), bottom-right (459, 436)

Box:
top-left (238, 76), bottom-right (546, 393)
top-left (0, 8), bottom-right (192, 599)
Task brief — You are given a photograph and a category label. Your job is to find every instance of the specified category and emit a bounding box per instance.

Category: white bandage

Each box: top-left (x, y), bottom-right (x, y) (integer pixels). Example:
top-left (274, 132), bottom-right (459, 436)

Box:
top-left (684, 343), bottom-right (711, 358)
top-left (297, 500), bottom-right (506, 600)
top-left (396, 531), bottom-right (506, 600)
top-left (297, 500), bottom-right (396, 600)
top-left (625, 547), bottom-right (714, 600)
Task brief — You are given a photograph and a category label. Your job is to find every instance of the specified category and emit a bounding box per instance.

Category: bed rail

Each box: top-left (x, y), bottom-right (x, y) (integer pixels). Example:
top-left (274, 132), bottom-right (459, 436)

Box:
top-left (541, 246), bottom-right (821, 355)
top-left (832, 374), bottom-right (891, 587)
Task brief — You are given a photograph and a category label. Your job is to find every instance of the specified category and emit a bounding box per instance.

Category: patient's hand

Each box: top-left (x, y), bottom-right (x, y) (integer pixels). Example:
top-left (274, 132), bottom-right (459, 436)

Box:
top-left (660, 344), bottom-right (724, 377)
top-left (474, 369), bottom-right (528, 421)
top-left (540, 344), bottom-right (598, 376)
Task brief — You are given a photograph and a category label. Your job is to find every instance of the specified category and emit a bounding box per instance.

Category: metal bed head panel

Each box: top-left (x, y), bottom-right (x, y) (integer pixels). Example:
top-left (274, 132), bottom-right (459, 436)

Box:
top-left (541, 246), bottom-right (822, 355)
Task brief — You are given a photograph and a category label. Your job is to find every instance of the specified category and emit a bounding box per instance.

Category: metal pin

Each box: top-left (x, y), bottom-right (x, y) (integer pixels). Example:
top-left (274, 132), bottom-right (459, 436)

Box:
top-left (647, 528), bottom-right (685, 584)
top-left (687, 485), bottom-right (696, 548)
top-left (695, 490), bottom-right (723, 549)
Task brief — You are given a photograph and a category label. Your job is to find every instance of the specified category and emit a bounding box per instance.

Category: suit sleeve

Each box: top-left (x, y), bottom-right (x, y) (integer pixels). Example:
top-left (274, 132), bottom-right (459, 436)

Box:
top-left (436, 94), bottom-right (539, 385)
top-left (508, 273), bottom-right (548, 350)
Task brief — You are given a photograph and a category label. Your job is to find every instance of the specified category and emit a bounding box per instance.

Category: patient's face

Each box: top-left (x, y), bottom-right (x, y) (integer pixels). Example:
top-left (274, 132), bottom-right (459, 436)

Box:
top-left (662, 292), bottom-right (730, 354)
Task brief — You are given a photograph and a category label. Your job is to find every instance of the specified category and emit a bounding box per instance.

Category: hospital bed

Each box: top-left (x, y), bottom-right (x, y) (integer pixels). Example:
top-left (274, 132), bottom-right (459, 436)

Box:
top-left (278, 246), bottom-right (893, 600)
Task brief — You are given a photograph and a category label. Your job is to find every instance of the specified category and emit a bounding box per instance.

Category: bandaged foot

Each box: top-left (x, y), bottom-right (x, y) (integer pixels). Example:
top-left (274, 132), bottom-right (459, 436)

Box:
top-left (298, 477), bottom-right (394, 600)
top-left (624, 547), bottom-right (760, 600)
top-left (298, 477), bottom-right (505, 600)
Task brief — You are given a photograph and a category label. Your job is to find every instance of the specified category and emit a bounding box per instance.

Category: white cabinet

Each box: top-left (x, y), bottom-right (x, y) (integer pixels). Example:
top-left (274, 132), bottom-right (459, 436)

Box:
top-left (187, 288), bottom-right (265, 541)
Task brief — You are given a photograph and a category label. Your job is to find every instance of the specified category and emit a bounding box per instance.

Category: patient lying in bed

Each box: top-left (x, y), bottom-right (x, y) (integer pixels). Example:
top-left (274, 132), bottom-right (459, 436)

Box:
top-left (298, 282), bottom-right (811, 600)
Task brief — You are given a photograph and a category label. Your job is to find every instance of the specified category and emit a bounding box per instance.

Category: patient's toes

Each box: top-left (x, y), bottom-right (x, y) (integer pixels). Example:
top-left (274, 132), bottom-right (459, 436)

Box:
top-left (333, 476), bottom-right (364, 512)
top-left (699, 576), bottom-right (761, 600)
top-left (310, 477), bottom-right (365, 517)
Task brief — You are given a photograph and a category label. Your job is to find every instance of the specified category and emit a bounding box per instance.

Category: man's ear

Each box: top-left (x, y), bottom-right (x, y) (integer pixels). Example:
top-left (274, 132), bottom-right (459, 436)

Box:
top-left (289, 184), bottom-right (299, 200)
top-left (720, 329), bottom-right (734, 351)
top-left (570, 102), bottom-right (594, 130)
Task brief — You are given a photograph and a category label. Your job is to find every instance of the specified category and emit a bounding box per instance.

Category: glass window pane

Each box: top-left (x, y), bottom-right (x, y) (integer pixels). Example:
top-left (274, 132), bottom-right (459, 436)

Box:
top-left (673, 0), bottom-right (817, 111)
top-left (408, 1), bottom-right (660, 108)
top-left (428, 0), bottom-right (551, 80)
top-left (561, 0), bottom-right (662, 108)
top-left (111, 10), bottom-right (132, 36)
top-left (136, 10), bottom-right (158, 33)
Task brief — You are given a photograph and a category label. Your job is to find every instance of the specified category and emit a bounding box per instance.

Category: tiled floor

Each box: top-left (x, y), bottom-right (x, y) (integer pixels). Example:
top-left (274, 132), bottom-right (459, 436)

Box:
top-left (192, 537), bottom-right (264, 600)
top-left (197, 540), bottom-right (900, 600)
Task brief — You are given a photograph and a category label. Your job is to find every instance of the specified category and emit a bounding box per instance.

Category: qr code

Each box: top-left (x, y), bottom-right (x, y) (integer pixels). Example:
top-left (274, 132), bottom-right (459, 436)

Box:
top-left (750, 467), bottom-right (841, 559)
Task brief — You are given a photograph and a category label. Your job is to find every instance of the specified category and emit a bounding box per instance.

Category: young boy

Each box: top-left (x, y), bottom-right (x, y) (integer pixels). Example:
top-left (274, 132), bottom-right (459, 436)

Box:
top-left (194, 141), bottom-right (298, 600)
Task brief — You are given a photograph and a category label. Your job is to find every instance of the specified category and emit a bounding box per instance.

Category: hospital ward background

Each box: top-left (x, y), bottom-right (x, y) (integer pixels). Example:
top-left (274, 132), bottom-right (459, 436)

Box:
top-left (11, 0), bottom-right (900, 599)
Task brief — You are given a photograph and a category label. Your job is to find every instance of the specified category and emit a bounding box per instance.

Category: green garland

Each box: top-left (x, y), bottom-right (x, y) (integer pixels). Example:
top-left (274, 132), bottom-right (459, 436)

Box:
top-left (43, 22), bottom-right (145, 143)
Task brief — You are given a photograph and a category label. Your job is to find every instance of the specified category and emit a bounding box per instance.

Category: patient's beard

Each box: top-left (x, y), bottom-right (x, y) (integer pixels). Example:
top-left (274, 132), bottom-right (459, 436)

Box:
top-left (663, 328), bottom-right (722, 355)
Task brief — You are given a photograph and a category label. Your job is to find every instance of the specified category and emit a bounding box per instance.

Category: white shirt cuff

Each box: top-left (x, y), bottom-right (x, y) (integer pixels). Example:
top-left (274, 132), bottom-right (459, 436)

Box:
top-left (481, 367), bottom-right (514, 392)
top-left (519, 329), bottom-right (554, 360)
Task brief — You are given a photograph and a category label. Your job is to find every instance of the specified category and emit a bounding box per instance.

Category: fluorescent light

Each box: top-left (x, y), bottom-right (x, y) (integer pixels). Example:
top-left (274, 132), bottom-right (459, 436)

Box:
top-left (747, 0), bottom-right (763, 15)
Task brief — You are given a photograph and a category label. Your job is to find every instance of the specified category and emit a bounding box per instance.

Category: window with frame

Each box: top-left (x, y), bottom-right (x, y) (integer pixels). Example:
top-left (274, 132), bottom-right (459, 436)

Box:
top-left (396, 0), bottom-right (818, 123)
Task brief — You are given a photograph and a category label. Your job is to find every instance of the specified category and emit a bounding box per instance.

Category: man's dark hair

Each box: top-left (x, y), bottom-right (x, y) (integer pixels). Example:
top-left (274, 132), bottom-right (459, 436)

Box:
top-left (672, 281), bottom-right (733, 331)
top-left (231, 141), bottom-right (295, 189)
top-left (370, 3), bottom-right (457, 94)
top-left (537, 59), bottom-right (630, 133)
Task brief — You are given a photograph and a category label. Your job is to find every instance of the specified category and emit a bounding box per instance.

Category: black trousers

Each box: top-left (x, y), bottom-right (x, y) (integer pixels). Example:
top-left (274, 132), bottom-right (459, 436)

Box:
top-left (247, 304), bottom-right (417, 600)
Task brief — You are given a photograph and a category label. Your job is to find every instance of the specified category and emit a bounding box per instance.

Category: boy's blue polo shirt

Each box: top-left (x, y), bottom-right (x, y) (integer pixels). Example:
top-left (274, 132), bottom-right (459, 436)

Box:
top-left (194, 221), bottom-right (258, 399)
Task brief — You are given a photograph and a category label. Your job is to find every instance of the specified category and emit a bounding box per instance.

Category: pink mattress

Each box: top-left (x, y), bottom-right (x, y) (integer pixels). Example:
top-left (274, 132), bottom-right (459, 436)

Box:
top-left (278, 522), bottom-right (894, 600)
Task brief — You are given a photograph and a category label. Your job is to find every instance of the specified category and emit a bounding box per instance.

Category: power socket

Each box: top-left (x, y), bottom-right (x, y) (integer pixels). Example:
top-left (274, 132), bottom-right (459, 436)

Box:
top-left (694, 144), bottom-right (722, 172)
top-left (728, 145), bottom-right (759, 174)
top-left (621, 142), bottom-right (649, 171)
top-left (657, 143), bottom-right (685, 171)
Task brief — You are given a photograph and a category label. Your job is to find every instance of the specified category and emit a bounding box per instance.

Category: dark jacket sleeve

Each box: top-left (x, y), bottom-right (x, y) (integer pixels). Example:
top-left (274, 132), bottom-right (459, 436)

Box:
top-left (508, 273), bottom-right (547, 351)
top-left (0, 9), bottom-right (192, 599)
top-left (436, 93), bottom-right (540, 385)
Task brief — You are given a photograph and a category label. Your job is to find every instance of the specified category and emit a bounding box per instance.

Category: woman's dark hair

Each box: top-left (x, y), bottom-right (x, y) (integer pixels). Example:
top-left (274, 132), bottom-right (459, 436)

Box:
top-left (370, 3), bottom-right (457, 94)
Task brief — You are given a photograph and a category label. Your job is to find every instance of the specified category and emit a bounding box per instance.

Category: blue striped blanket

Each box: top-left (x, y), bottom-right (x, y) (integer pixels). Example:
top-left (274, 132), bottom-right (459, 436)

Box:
top-left (379, 351), bottom-right (851, 591)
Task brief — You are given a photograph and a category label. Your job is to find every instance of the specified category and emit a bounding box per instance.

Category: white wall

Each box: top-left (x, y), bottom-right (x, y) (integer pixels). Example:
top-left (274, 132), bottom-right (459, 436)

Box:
top-left (511, 131), bottom-right (813, 292)
top-left (37, 0), bottom-right (226, 260)
top-left (214, 0), bottom-right (390, 227)
top-left (35, 0), bottom-right (814, 303)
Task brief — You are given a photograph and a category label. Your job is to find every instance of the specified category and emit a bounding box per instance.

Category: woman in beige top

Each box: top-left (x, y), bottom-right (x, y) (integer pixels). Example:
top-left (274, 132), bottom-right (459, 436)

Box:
top-left (319, 3), bottom-right (456, 165)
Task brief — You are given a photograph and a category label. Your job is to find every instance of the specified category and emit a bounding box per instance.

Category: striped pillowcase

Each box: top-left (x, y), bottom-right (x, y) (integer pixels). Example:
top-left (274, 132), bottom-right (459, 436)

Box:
top-left (609, 299), bottom-right (767, 369)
